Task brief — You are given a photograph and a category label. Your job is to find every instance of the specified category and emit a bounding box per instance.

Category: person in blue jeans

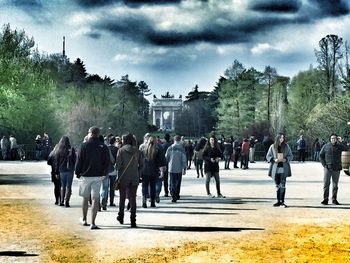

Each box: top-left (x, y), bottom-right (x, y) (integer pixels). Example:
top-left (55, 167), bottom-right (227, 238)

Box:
top-left (52, 136), bottom-right (76, 207)
top-left (165, 135), bottom-right (187, 203)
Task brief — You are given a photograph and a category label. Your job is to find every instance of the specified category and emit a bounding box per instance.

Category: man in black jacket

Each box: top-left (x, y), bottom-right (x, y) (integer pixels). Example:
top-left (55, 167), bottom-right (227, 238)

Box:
top-left (320, 134), bottom-right (348, 205)
top-left (75, 126), bottom-right (109, 229)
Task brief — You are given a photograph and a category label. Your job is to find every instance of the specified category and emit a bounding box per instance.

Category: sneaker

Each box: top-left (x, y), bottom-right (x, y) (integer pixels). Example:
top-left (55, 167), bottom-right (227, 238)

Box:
top-left (109, 203), bottom-right (116, 207)
top-left (321, 200), bottom-right (328, 205)
top-left (156, 196), bottom-right (160, 203)
top-left (332, 200), bottom-right (340, 205)
top-left (117, 215), bottom-right (124, 225)
top-left (102, 206), bottom-right (107, 211)
top-left (208, 193), bottom-right (213, 198)
top-left (164, 193), bottom-right (169, 197)
top-left (273, 202), bottom-right (281, 207)
top-left (280, 203), bottom-right (288, 208)
top-left (171, 198), bottom-right (177, 203)
top-left (65, 202), bottom-right (70, 208)
top-left (60, 202), bottom-right (64, 206)
top-left (217, 194), bottom-right (226, 198)
top-left (79, 218), bottom-right (90, 226)
top-left (90, 224), bottom-right (100, 230)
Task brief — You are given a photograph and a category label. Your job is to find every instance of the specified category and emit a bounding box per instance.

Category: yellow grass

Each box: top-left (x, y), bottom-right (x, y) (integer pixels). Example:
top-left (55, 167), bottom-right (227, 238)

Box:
top-left (1, 199), bottom-right (350, 262)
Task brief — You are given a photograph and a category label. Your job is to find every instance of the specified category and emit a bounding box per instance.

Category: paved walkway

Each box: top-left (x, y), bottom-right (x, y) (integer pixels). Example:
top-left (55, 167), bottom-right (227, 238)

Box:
top-left (1, 160), bottom-right (350, 260)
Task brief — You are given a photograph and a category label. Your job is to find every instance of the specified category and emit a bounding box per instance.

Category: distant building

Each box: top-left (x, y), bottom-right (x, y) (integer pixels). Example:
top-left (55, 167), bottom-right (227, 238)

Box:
top-left (151, 92), bottom-right (183, 131)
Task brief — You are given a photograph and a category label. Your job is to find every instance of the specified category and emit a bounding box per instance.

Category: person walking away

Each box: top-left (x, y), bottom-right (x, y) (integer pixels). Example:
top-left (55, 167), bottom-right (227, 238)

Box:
top-left (53, 136), bottom-right (76, 207)
top-left (240, 138), bottom-right (250, 169)
top-left (75, 126), bottom-right (109, 229)
top-left (296, 135), bottom-right (306, 162)
top-left (185, 140), bottom-right (194, 169)
top-left (165, 135), bottom-right (187, 203)
top-left (249, 136), bottom-right (258, 163)
top-left (203, 135), bottom-right (225, 198)
top-left (193, 137), bottom-right (206, 178)
top-left (161, 133), bottom-right (172, 197)
top-left (47, 145), bottom-right (61, 205)
top-left (266, 133), bottom-right (293, 208)
top-left (141, 135), bottom-right (166, 208)
top-left (9, 135), bottom-right (18, 160)
top-left (320, 134), bottom-right (349, 205)
top-left (223, 138), bottom-right (233, 169)
top-left (116, 133), bottom-right (143, 228)
top-left (107, 136), bottom-right (118, 207)
top-left (233, 138), bottom-right (241, 168)
top-left (1, 136), bottom-right (10, 160)
top-left (313, 138), bottom-right (321, 162)
top-left (35, 135), bottom-right (42, 161)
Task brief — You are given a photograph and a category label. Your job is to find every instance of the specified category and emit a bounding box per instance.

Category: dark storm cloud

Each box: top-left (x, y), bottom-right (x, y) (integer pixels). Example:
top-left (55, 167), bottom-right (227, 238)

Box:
top-left (78, 0), bottom-right (350, 47)
top-left (11, 0), bottom-right (43, 10)
top-left (7, 0), bottom-right (51, 24)
top-left (249, 0), bottom-right (301, 13)
top-left (75, 0), bottom-right (181, 8)
top-left (311, 0), bottom-right (350, 16)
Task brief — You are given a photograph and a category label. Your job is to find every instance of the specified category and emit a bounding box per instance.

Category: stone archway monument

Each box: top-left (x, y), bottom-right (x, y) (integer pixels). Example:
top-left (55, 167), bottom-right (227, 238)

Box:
top-left (151, 92), bottom-right (183, 131)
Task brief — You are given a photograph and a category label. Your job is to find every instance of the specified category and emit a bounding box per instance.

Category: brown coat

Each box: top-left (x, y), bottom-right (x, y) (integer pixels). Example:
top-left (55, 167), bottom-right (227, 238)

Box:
top-left (116, 144), bottom-right (143, 187)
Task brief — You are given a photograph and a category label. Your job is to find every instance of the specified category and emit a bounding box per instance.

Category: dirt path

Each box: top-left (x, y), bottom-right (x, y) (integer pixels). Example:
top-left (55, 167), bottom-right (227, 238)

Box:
top-left (1, 160), bottom-right (350, 262)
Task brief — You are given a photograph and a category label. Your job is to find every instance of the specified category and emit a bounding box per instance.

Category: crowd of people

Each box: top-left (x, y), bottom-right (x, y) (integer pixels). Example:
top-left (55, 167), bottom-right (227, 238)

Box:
top-left (41, 128), bottom-right (349, 229)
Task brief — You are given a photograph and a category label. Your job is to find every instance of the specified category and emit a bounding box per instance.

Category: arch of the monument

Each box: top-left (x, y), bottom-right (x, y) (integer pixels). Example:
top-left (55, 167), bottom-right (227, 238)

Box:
top-left (151, 96), bottom-right (183, 131)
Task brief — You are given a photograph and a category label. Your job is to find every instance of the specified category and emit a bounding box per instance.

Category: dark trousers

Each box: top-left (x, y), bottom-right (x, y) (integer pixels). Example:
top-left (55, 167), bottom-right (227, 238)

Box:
top-left (118, 184), bottom-right (138, 222)
top-left (51, 172), bottom-right (61, 203)
top-left (170, 172), bottom-right (182, 200)
top-left (163, 170), bottom-right (169, 195)
top-left (323, 168), bottom-right (340, 202)
top-left (196, 160), bottom-right (204, 177)
top-left (298, 149), bottom-right (306, 162)
top-left (224, 154), bottom-right (231, 169)
top-left (142, 174), bottom-right (157, 202)
top-left (275, 173), bottom-right (287, 203)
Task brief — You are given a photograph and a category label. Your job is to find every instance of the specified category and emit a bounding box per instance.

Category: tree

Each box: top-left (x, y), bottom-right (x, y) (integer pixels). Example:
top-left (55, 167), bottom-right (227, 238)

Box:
top-left (315, 34), bottom-right (343, 101)
top-left (262, 66), bottom-right (278, 124)
top-left (176, 85), bottom-right (212, 137)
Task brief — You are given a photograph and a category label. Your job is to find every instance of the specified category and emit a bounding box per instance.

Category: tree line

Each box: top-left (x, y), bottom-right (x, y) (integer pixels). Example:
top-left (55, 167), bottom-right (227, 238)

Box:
top-left (0, 24), bottom-right (349, 146)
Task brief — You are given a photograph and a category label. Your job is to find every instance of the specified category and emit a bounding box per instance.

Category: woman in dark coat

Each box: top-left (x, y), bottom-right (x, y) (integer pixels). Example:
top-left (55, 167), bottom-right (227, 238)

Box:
top-left (203, 135), bottom-right (225, 198)
top-left (115, 133), bottom-right (143, 228)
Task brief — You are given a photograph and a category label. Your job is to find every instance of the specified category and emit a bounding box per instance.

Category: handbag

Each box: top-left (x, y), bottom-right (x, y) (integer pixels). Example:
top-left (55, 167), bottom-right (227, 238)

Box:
top-left (114, 153), bottom-right (136, 190)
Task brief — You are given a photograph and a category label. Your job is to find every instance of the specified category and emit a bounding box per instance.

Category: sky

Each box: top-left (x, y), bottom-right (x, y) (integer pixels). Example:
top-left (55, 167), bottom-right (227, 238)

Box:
top-left (0, 0), bottom-right (350, 97)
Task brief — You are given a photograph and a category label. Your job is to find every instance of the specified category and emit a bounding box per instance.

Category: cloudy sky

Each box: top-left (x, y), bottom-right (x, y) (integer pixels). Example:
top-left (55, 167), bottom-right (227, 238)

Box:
top-left (1, 0), bottom-right (350, 97)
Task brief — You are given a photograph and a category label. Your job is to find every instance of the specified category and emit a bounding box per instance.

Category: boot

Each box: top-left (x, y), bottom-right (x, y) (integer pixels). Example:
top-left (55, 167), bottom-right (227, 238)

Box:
top-left (142, 195), bottom-right (147, 208)
top-left (150, 200), bottom-right (156, 207)
top-left (101, 197), bottom-right (107, 210)
top-left (130, 215), bottom-right (136, 228)
top-left (60, 188), bottom-right (65, 206)
top-left (55, 196), bottom-right (59, 205)
top-left (65, 189), bottom-right (71, 207)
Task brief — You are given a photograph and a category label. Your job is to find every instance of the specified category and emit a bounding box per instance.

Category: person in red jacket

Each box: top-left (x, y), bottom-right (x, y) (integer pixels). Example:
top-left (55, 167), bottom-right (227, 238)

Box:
top-left (240, 138), bottom-right (250, 169)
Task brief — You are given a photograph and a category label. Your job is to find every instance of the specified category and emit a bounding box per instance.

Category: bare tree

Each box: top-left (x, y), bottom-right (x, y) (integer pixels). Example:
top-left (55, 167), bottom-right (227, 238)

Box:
top-left (315, 34), bottom-right (343, 101)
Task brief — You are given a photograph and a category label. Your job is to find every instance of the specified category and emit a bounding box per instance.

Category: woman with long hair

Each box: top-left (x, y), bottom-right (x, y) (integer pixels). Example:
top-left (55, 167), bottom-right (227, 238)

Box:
top-left (116, 133), bottom-right (143, 228)
top-left (52, 136), bottom-right (76, 207)
top-left (141, 135), bottom-right (165, 208)
top-left (193, 137), bottom-right (207, 178)
top-left (203, 135), bottom-right (225, 198)
top-left (266, 133), bottom-right (293, 207)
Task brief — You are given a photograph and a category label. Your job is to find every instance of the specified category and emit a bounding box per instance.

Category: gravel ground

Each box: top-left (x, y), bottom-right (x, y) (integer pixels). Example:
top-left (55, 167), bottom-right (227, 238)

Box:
top-left (1, 160), bottom-right (350, 262)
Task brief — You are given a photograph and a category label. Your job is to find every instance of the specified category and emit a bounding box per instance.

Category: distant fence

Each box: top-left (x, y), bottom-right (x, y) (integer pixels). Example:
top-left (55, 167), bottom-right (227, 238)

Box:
top-left (253, 142), bottom-right (316, 161)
